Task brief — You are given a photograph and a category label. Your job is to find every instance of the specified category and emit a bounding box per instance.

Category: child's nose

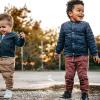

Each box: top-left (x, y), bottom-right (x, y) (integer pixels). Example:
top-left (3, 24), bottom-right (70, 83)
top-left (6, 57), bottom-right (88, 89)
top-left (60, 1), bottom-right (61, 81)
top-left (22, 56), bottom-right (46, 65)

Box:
top-left (0, 28), bottom-right (4, 31)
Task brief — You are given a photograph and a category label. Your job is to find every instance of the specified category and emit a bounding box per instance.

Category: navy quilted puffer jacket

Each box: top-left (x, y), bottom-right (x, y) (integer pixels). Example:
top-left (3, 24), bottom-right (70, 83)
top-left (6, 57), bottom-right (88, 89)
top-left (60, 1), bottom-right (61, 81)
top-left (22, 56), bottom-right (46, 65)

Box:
top-left (56, 21), bottom-right (98, 56)
top-left (0, 32), bottom-right (25, 57)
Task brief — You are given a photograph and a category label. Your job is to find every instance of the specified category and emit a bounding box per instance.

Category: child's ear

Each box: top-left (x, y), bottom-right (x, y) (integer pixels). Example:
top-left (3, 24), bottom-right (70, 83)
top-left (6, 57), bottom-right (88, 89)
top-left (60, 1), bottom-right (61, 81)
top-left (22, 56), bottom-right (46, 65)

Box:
top-left (68, 11), bottom-right (72, 17)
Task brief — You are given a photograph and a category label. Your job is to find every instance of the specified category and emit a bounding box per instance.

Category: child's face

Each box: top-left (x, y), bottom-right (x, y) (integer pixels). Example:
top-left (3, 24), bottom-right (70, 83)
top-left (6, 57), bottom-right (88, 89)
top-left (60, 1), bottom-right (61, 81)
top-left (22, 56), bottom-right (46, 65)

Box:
top-left (0, 20), bottom-right (12, 34)
top-left (69, 4), bottom-right (84, 22)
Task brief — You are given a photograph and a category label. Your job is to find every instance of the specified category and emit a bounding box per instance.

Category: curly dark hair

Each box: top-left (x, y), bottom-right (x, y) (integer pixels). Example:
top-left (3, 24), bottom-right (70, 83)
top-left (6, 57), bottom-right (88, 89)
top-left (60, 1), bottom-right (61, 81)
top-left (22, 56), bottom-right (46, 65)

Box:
top-left (66, 0), bottom-right (84, 18)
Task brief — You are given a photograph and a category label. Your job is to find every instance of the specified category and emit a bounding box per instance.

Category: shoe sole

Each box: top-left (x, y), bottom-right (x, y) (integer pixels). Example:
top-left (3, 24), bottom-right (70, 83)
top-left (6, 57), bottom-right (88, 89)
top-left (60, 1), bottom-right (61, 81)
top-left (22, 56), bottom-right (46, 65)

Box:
top-left (59, 97), bottom-right (72, 100)
top-left (0, 97), bottom-right (12, 100)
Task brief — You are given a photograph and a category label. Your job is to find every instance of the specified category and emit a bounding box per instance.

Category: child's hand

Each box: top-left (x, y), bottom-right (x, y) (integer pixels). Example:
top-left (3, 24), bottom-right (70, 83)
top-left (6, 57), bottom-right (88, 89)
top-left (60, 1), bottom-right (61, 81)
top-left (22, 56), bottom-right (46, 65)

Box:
top-left (93, 56), bottom-right (100, 64)
top-left (20, 32), bottom-right (25, 39)
top-left (54, 53), bottom-right (60, 60)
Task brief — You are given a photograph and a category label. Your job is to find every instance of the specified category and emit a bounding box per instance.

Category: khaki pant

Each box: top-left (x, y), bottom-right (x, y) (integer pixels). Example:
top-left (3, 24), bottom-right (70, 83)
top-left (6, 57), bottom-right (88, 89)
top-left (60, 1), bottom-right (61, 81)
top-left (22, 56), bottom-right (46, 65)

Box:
top-left (0, 57), bottom-right (15, 90)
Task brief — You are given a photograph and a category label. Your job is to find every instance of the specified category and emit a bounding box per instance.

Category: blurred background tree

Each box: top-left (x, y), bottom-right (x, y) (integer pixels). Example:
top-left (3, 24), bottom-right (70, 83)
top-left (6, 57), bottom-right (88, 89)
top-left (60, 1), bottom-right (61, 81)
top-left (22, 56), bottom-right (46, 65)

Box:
top-left (4, 5), bottom-right (59, 71)
top-left (89, 36), bottom-right (100, 70)
top-left (3, 5), bottom-right (100, 71)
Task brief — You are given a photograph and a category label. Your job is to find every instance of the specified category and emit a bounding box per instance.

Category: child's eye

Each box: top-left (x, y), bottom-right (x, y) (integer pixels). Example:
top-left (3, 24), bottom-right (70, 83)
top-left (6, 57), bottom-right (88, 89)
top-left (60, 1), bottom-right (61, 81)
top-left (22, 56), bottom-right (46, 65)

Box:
top-left (77, 9), bottom-right (84, 12)
top-left (77, 9), bottom-right (81, 12)
top-left (0, 26), bottom-right (6, 28)
top-left (2, 26), bottom-right (6, 28)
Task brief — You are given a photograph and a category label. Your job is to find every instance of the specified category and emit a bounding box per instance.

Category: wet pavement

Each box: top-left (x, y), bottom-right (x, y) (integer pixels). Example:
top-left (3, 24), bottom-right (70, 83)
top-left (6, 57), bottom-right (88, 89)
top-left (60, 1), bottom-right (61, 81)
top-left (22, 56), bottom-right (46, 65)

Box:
top-left (0, 71), bottom-right (100, 100)
top-left (0, 87), bottom-right (100, 100)
top-left (0, 90), bottom-right (100, 100)
top-left (1, 71), bottom-right (100, 90)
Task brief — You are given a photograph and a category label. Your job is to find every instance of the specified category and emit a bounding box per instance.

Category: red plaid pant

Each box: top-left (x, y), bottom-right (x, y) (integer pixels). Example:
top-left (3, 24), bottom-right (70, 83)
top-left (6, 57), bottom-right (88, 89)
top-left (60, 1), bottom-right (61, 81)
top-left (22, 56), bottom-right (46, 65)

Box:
top-left (65, 56), bottom-right (89, 93)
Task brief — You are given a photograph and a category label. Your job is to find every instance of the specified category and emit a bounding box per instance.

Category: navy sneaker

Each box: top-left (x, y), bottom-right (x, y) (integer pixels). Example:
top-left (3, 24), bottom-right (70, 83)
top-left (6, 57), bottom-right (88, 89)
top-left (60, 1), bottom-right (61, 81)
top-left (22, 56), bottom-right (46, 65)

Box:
top-left (60, 91), bottom-right (72, 99)
top-left (81, 92), bottom-right (89, 100)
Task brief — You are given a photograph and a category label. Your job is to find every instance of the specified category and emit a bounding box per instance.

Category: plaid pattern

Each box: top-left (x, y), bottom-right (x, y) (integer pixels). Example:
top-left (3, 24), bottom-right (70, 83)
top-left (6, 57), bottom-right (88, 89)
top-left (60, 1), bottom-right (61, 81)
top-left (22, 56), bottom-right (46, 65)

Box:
top-left (65, 56), bottom-right (89, 92)
top-left (0, 57), bottom-right (15, 90)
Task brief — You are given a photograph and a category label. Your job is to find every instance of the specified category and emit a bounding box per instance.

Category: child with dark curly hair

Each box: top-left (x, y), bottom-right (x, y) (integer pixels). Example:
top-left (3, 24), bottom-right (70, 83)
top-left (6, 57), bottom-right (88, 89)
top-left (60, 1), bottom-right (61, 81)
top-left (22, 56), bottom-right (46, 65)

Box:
top-left (55, 0), bottom-right (100, 99)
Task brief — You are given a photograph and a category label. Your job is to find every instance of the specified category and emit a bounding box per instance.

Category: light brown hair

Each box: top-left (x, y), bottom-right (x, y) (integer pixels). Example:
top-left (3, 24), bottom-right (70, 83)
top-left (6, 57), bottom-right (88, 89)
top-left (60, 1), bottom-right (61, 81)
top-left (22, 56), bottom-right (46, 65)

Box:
top-left (0, 13), bottom-right (14, 27)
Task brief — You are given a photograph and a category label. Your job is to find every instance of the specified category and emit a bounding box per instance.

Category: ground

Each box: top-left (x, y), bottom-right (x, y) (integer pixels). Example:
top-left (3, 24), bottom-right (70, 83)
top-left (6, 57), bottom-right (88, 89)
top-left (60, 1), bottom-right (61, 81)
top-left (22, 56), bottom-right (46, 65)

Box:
top-left (0, 87), bottom-right (100, 100)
